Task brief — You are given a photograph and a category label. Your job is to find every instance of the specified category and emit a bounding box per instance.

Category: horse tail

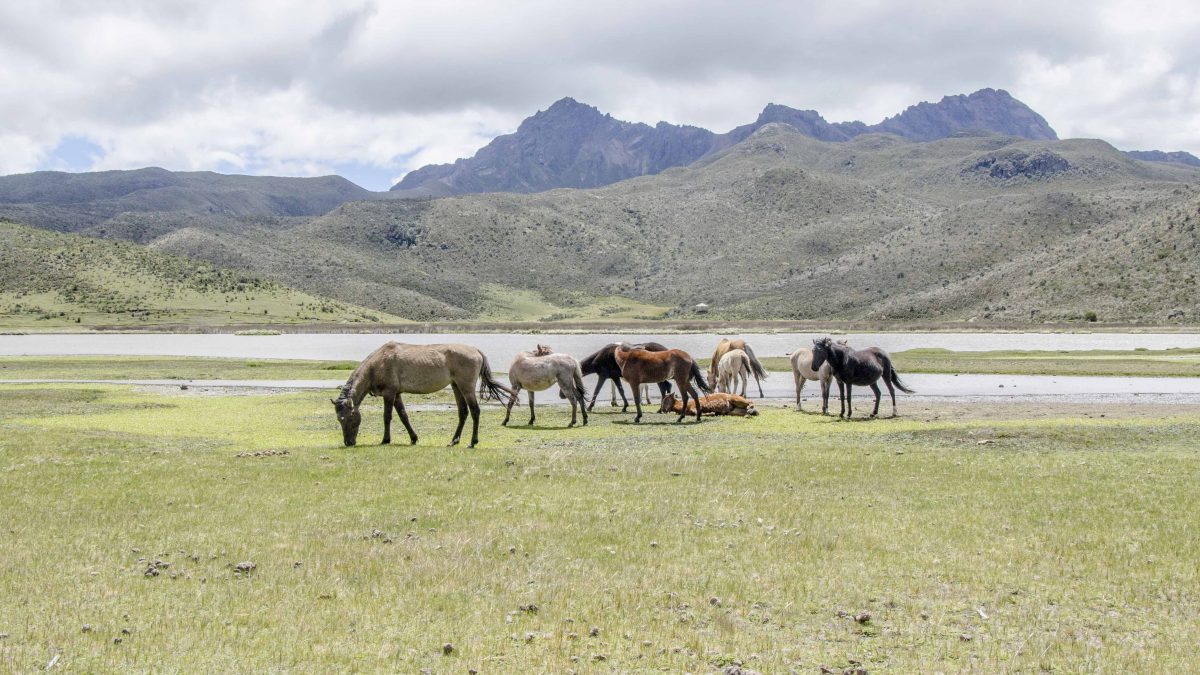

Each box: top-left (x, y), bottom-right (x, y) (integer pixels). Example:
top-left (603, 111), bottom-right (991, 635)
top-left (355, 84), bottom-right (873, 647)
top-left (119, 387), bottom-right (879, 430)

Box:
top-left (743, 343), bottom-right (769, 381)
top-left (477, 352), bottom-right (514, 403)
top-left (560, 362), bottom-right (587, 400)
top-left (885, 355), bottom-right (915, 393)
top-left (572, 363), bottom-right (586, 400)
top-left (690, 360), bottom-right (713, 394)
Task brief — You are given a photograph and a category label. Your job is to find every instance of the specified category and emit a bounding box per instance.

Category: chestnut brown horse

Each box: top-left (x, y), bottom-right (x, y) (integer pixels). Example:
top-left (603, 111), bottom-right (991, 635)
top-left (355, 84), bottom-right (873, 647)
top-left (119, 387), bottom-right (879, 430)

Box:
top-left (580, 341), bottom-right (672, 411)
top-left (613, 343), bottom-right (711, 423)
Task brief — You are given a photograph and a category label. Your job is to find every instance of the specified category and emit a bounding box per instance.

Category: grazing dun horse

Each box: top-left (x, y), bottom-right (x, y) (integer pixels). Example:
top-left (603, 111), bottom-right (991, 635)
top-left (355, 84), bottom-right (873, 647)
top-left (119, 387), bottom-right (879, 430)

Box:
top-left (502, 344), bottom-right (589, 428)
top-left (580, 342), bottom-right (672, 411)
top-left (716, 348), bottom-right (753, 396)
top-left (658, 391), bottom-right (759, 417)
top-left (613, 343), bottom-right (711, 423)
top-left (332, 342), bottom-right (510, 448)
top-left (810, 337), bottom-right (914, 418)
top-left (790, 344), bottom-right (838, 413)
top-left (709, 338), bottom-right (768, 398)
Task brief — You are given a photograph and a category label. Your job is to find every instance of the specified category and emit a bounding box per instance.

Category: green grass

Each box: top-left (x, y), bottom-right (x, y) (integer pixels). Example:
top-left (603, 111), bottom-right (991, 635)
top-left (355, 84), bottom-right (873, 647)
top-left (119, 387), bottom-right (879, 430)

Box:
top-left (0, 221), bottom-right (408, 328)
top-left (475, 284), bottom-right (670, 322)
top-left (0, 356), bottom-right (356, 381)
top-left (1, 384), bottom-right (1198, 671)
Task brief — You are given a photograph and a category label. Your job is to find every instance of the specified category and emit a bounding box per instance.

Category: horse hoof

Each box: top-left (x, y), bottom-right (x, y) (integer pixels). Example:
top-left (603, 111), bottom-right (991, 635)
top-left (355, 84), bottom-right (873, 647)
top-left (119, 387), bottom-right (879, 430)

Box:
top-left (410, 437), bottom-right (418, 445)
top-left (381, 438), bottom-right (390, 445)
top-left (527, 420), bottom-right (534, 426)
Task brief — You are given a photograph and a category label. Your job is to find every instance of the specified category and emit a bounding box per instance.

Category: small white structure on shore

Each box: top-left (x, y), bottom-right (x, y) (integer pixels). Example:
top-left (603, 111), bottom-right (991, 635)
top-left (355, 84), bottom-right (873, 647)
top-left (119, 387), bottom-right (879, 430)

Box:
top-left (694, 302), bottom-right (710, 314)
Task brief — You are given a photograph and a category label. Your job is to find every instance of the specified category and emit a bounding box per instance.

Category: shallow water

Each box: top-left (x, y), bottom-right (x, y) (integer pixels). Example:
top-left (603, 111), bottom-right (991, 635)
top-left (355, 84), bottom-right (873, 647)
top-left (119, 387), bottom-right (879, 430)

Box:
top-left (6, 373), bottom-right (1200, 404)
top-left (2, 331), bottom-right (1200, 365)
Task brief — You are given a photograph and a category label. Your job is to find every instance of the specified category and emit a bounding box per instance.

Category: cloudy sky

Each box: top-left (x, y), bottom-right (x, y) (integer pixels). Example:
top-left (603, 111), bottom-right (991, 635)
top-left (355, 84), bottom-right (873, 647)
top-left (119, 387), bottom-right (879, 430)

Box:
top-left (2, 0), bottom-right (1198, 190)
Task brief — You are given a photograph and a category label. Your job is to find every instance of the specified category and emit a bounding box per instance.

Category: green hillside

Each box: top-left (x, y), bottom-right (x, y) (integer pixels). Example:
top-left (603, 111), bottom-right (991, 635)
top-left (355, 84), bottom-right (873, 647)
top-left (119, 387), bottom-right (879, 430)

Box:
top-left (0, 220), bottom-right (405, 328)
top-left (5, 127), bottom-right (1199, 325)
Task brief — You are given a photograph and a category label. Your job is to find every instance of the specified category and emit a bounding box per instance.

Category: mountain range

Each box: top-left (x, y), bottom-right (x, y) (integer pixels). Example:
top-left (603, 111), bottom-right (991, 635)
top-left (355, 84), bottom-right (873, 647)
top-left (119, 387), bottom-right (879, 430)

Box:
top-left (0, 88), bottom-right (1197, 326)
top-left (388, 88), bottom-right (1063, 197)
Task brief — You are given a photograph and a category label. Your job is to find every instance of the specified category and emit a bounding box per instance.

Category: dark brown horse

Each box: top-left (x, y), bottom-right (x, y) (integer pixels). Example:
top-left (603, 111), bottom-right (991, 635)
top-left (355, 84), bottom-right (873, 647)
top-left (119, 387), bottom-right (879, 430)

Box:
top-left (613, 343), bottom-right (711, 423)
top-left (810, 337), bottom-right (914, 418)
top-left (332, 342), bottom-right (511, 448)
top-left (579, 342), bottom-right (672, 411)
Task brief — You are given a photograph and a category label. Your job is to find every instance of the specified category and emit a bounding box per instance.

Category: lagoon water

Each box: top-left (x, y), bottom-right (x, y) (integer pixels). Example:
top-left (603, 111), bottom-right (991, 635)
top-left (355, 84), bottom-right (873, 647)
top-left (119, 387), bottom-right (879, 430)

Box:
top-left (2, 331), bottom-right (1200, 365)
top-left (3, 331), bottom-right (1199, 404)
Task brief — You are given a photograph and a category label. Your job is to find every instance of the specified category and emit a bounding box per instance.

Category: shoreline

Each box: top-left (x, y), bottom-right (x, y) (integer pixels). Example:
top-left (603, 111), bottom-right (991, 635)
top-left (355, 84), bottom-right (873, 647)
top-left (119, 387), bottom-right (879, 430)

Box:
top-left (2, 320), bottom-right (1199, 336)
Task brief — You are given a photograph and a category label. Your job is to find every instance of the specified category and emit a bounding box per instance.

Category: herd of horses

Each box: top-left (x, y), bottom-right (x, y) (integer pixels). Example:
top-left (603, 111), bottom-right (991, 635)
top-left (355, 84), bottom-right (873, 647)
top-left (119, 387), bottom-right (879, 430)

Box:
top-left (331, 337), bottom-right (914, 447)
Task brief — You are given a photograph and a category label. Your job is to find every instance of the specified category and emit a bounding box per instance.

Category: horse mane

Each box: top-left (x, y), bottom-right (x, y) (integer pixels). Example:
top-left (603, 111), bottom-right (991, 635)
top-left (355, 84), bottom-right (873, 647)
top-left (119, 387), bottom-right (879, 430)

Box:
top-left (533, 344), bottom-right (553, 356)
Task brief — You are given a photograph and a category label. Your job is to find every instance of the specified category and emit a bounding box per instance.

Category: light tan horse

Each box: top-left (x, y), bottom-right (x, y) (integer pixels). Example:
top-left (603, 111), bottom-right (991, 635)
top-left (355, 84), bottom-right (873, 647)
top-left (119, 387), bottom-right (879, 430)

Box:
top-left (332, 342), bottom-right (510, 448)
top-left (658, 392), bottom-right (759, 416)
top-left (708, 338), bottom-right (768, 397)
top-left (790, 346), bottom-right (836, 413)
top-left (716, 348), bottom-right (752, 396)
top-left (614, 343), bottom-right (711, 423)
top-left (502, 344), bottom-right (588, 428)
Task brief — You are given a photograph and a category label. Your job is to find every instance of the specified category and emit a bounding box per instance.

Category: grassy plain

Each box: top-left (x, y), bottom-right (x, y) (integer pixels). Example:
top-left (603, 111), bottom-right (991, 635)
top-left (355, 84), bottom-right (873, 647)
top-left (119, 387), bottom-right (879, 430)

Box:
top-left (1, 383), bottom-right (1198, 672)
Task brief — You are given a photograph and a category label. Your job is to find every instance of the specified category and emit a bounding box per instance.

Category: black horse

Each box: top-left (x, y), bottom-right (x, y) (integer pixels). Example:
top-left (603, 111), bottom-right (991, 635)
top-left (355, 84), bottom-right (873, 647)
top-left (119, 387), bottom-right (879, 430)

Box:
top-left (580, 342), bottom-right (673, 412)
top-left (810, 337), bottom-right (914, 418)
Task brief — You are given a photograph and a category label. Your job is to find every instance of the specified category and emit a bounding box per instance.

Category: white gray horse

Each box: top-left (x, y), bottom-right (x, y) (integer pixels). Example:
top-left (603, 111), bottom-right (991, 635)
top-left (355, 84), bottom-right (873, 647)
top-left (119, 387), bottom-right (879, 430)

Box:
top-left (790, 344), bottom-right (838, 413)
top-left (502, 344), bottom-right (589, 427)
top-left (716, 348), bottom-right (752, 396)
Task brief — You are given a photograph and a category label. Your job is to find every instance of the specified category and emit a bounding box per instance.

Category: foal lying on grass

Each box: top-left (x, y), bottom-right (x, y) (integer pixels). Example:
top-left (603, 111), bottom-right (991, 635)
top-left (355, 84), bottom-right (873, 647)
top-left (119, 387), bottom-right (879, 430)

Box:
top-left (657, 392), bottom-right (759, 417)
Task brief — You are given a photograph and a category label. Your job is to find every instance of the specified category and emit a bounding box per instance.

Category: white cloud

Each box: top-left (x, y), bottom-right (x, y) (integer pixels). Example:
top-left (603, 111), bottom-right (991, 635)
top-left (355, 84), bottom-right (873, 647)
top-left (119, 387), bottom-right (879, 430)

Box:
top-left (1, 0), bottom-right (1198, 189)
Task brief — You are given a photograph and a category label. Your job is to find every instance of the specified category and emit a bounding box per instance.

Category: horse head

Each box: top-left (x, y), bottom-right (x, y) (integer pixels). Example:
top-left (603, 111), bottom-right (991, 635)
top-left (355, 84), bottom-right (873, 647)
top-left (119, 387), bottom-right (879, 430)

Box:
top-left (810, 336), bottom-right (833, 370)
top-left (533, 344), bottom-right (553, 356)
top-left (657, 392), bottom-right (677, 413)
top-left (331, 392), bottom-right (361, 446)
top-left (612, 342), bottom-right (631, 366)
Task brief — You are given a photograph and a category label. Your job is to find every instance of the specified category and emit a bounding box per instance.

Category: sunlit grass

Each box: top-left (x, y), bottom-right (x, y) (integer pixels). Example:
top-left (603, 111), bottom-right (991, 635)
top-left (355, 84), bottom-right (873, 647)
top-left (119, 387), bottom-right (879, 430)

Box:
top-left (1, 384), bottom-right (1198, 671)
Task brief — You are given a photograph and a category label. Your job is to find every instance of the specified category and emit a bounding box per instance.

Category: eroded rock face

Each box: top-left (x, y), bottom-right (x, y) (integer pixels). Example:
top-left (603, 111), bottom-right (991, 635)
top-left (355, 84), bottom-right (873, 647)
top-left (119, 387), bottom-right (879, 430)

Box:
top-left (391, 89), bottom-right (1061, 196)
top-left (967, 149), bottom-right (1070, 180)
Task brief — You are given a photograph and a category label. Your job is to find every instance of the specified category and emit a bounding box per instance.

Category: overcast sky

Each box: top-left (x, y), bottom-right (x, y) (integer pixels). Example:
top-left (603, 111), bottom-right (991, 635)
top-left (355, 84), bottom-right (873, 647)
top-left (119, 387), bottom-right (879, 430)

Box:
top-left (2, 0), bottom-right (1197, 190)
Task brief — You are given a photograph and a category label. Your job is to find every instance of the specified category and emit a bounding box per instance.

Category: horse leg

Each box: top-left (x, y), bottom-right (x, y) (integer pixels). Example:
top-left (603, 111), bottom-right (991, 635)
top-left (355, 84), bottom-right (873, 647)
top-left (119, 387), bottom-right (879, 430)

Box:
top-left (689, 383), bottom-right (703, 423)
top-left (740, 369), bottom-right (749, 398)
top-left (448, 383), bottom-right (468, 446)
top-left (502, 383), bottom-right (522, 426)
top-left (794, 370), bottom-right (804, 411)
top-left (820, 375), bottom-right (830, 415)
top-left (885, 367), bottom-right (898, 417)
top-left (587, 376), bottom-right (605, 412)
top-left (395, 394), bottom-right (418, 445)
top-left (527, 390), bottom-right (536, 426)
top-left (845, 384), bottom-right (854, 419)
top-left (837, 380), bottom-right (846, 418)
top-left (631, 380), bottom-right (644, 423)
top-left (609, 380), bottom-right (619, 408)
top-left (381, 394), bottom-right (394, 445)
top-left (869, 382), bottom-right (882, 418)
top-left (614, 379), bottom-right (631, 412)
top-left (466, 391), bottom-right (482, 448)
top-left (675, 378), bottom-right (689, 423)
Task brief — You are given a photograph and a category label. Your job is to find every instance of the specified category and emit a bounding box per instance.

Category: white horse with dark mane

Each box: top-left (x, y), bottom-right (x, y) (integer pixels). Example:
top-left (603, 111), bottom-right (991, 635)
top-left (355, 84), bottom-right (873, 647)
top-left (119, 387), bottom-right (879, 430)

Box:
top-left (790, 345), bottom-right (837, 413)
top-left (503, 344), bottom-right (589, 427)
top-left (716, 348), bottom-right (753, 396)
